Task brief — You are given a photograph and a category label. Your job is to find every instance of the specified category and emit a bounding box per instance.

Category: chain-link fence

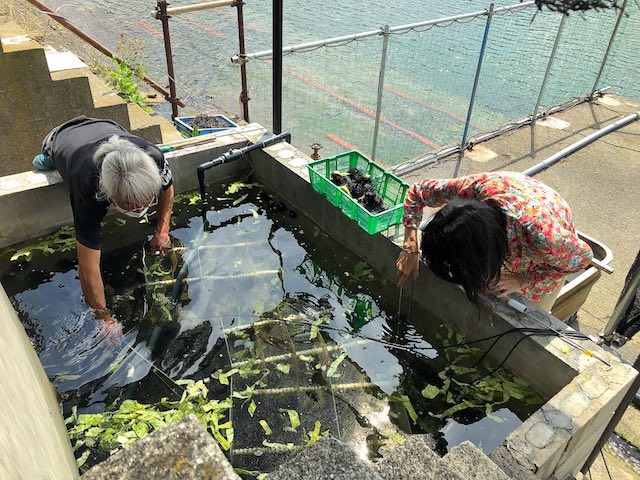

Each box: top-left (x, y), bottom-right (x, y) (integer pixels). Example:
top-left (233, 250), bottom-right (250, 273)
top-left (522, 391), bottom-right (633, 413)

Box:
top-left (234, 1), bottom-right (634, 171)
top-left (20, 0), bottom-right (636, 171)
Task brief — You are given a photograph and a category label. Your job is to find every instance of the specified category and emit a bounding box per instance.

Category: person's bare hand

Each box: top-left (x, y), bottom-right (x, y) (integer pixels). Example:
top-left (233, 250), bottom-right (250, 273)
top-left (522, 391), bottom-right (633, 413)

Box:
top-left (486, 272), bottom-right (526, 299)
top-left (95, 309), bottom-right (124, 348)
top-left (149, 231), bottom-right (171, 255)
top-left (396, 250), bottom-right (420, 288)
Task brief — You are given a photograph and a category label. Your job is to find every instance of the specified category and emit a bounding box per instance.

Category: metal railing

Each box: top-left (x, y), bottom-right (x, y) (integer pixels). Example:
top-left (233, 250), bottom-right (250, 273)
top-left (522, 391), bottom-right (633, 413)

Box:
top-left (231, 0), bottom-right (630, 174)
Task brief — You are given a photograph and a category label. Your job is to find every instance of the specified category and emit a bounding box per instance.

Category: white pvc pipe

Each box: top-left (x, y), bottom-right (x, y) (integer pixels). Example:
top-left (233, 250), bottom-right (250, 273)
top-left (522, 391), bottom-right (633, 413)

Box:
top-left (165, 0), bottom-right (235, 16)
top-left (230, 1), bottom-right (535, 63)
top-left (522, 112), bottom-right (640, 177)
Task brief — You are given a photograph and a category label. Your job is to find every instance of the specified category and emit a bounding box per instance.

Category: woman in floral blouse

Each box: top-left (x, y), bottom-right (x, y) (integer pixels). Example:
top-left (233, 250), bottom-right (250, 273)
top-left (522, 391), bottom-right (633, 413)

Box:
top-left (396, 171), bottom-right (593, 311)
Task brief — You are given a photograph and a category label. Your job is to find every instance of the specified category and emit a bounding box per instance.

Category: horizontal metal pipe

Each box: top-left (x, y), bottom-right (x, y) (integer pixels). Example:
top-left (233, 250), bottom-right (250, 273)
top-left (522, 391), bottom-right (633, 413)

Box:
top-left (168, 240), bottom-right (268, 253)
top-left (164, 0), bottom-right (235, 16)
top-left (25, 0), bottom-right (185, 107)
top-left (146, 269), bottom-right (281, 287)
top-left (250, 382), bottom-right (379, 396)
top-left (231, 1), bottom-right (535, 63)
top-left (522, 112), bottom-right (640, 177)
top-left (390, 87), bottom-right (612, 176)
top-left (231, 339), bottom-right (370, 368)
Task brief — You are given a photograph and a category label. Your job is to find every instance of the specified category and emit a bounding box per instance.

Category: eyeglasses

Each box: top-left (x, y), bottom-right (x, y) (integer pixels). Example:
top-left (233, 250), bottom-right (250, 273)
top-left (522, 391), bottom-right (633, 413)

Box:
top-left (110, 195), bottom-right (158, 213)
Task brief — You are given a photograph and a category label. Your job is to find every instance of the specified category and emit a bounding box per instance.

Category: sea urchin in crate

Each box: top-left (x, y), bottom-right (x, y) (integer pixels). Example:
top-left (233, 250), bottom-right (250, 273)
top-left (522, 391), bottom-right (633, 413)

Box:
top-left (307, 151), bottom-right (409, 235)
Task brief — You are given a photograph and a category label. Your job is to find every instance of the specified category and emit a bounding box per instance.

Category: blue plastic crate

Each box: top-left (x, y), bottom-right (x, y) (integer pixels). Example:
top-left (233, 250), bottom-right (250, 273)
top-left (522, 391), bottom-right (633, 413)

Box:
top-left (174, 114), bottom-right (237, 136)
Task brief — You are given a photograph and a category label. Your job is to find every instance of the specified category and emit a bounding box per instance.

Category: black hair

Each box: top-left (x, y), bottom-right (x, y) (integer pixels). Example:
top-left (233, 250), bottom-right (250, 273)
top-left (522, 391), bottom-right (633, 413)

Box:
top-left (420, 198), bottom-right (508, 303)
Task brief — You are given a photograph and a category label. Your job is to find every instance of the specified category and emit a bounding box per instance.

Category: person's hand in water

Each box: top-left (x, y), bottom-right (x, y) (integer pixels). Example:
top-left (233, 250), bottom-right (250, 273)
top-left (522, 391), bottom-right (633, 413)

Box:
top-left (149, 230), bottom-right (171, 255)
top-left (396, 227), bottom-right (420, 287)
top-left (95, 308), bottom-right (125, 348)
top-left (486, 272), bottom-right (526, 299)
top-left (396, 250), bottom-right (420, 287)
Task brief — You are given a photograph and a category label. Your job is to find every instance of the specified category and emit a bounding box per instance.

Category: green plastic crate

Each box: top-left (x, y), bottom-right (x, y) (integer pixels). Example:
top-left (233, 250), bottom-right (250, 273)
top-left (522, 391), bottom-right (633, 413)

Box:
top-left (307, 151), bottom-right (409, 235)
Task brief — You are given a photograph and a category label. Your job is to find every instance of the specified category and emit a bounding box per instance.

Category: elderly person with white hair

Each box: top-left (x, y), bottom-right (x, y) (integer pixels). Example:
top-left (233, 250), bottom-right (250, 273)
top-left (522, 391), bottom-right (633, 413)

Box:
top-left (33, 116), bottom-right (174, 335)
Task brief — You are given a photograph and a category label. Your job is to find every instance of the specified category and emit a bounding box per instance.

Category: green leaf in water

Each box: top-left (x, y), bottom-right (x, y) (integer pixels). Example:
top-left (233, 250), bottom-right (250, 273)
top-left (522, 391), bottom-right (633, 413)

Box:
top-left (276, 363), bottom-right (290, 374)
top-left (306, 420), bottom-right (322, 446)
top-left (188, 193), bottom-right (201, 205)
top-left (450, 365), bottom-right (478, 375)
top-left (421, 385), bottom-right (440, 400)
top-left (400, 395), bottom-right (419, 424)
top-left (259, 419), bottom-right (272, 435)
top-left (233, 193), bottom-right (249, 206)
top-left (279, 408), bottom-right (301, 430)
top-left (10, 249), bottom-right (32, 262)
top-left (326, 352), bottom-right (347, 378)
top-left (248, 400), bottom-right (257, 417)
top-left (235, 468), bottom-right (266, 479)
top-left (76, 450), bottom-right (90, 469)
top-left (262, 440), bottom-right (296, 449)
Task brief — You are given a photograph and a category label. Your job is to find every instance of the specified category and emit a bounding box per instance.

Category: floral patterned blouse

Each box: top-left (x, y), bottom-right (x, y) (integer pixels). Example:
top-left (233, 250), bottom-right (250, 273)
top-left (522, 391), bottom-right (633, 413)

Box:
top-left (403, 172), bottom-right (593, 301)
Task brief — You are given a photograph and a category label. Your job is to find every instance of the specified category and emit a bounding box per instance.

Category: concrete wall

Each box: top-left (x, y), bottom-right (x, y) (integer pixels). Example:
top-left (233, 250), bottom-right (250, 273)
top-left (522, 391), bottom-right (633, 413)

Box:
top-left (0, 283), bottom-right (79, 480)
top-left (0, 18), bottom-right (162, 176)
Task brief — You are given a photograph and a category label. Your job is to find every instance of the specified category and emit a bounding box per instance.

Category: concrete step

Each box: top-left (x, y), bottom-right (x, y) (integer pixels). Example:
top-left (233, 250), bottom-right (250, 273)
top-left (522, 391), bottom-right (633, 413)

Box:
top-left (442, 441), bottom-right (512, 480)
top-left (374, 435), bottom-right (465, 480)
top-left (81, 415), bottom-right (240, 480)
top-left (0, 18), bottom-right (41, 53)
top-left (0, 17), bottom-right (180, 175)
top-left (268, 437), bottom-right (383, 480)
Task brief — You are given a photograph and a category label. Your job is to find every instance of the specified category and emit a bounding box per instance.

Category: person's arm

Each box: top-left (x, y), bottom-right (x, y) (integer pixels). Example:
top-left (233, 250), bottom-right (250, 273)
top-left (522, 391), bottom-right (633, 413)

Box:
top-left (76, 241), bottom-right (106, 310)
top-left (402, 175), bottom-right (479, 229)
top-left (397, 175), bottom-right (479, 287)
top-left (150, 184), bottom-right (174, 251)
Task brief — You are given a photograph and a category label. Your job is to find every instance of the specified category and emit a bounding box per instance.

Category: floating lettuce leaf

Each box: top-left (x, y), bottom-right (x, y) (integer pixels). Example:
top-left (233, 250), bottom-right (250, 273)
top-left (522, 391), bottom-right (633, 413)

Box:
top-left (279, 408), bottom-right (301, 430)
top-left (276, 363), bottom-right (290, 374)
top-left (259, 419), bottom-right (272, 435)
top-left (326, 352), bottom-right (347, 377)
top-left (421, 385), bottom-right (440, 399)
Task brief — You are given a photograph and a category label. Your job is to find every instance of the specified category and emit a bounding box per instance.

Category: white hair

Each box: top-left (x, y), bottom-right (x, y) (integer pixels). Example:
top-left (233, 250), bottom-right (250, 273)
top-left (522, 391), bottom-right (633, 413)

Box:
top-left (94, 135), bottom-right (161, 209)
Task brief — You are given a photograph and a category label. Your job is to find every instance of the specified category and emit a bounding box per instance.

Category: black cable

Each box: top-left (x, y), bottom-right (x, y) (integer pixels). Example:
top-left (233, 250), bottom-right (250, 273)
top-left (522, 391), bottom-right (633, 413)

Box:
top-left (471, 333), bottom-right (536, 384)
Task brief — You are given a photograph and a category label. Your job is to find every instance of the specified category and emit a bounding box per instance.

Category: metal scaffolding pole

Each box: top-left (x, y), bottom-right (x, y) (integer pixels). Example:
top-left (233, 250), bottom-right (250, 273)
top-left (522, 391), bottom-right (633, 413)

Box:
top-left (273, 0), bottom-right (283, 134)
top-left (455, 3), bottom-right (495, 177)
top-left (156, 0), bottom-right (180, 119)
top-left (371, 25), bottom-right (390, 162)
top-left (231, 1), bottom-right (535, 63)
top-left (591, 0), bottom-right (629, 95)
top-left (531, 13), bottom-right (566, 127)
top-left (236, 0), bottom-right (250, 121)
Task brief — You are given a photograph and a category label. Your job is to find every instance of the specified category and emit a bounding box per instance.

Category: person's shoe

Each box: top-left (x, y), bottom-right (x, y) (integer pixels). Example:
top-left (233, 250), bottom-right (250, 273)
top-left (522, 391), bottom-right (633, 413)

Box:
top-left (32, 153), bottom-right (55, 171)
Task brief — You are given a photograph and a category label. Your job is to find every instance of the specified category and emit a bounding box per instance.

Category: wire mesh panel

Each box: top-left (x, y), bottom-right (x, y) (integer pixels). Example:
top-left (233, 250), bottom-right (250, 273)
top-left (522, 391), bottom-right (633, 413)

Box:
top-left (249, 37), bottom-right (383, 160)
top-left (379, 18), bottom-right (486, 164)
top-left (540, 8), bottom-right (620, 107)
top-left (467, 7), bottom-right (563, 140)
top-left (594, 7), bottom-right (640, 101)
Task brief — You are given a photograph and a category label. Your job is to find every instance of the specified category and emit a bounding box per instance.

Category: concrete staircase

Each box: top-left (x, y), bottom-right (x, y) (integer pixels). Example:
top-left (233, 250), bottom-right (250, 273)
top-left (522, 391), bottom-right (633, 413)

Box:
top-left (0, 17), bottom-right (182, 176)
top-left (269, 435), bottom-right (513, 480)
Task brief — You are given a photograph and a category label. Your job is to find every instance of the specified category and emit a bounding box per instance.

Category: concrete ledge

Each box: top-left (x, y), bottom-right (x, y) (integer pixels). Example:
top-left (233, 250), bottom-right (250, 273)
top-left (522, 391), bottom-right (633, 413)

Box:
top-left (81, 415), bottom-right (240, 480)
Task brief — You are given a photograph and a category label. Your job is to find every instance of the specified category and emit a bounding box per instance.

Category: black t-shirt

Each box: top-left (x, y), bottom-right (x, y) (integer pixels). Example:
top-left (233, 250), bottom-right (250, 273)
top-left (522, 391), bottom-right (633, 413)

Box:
top-left (50, 116), bottom-right (173, 250)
